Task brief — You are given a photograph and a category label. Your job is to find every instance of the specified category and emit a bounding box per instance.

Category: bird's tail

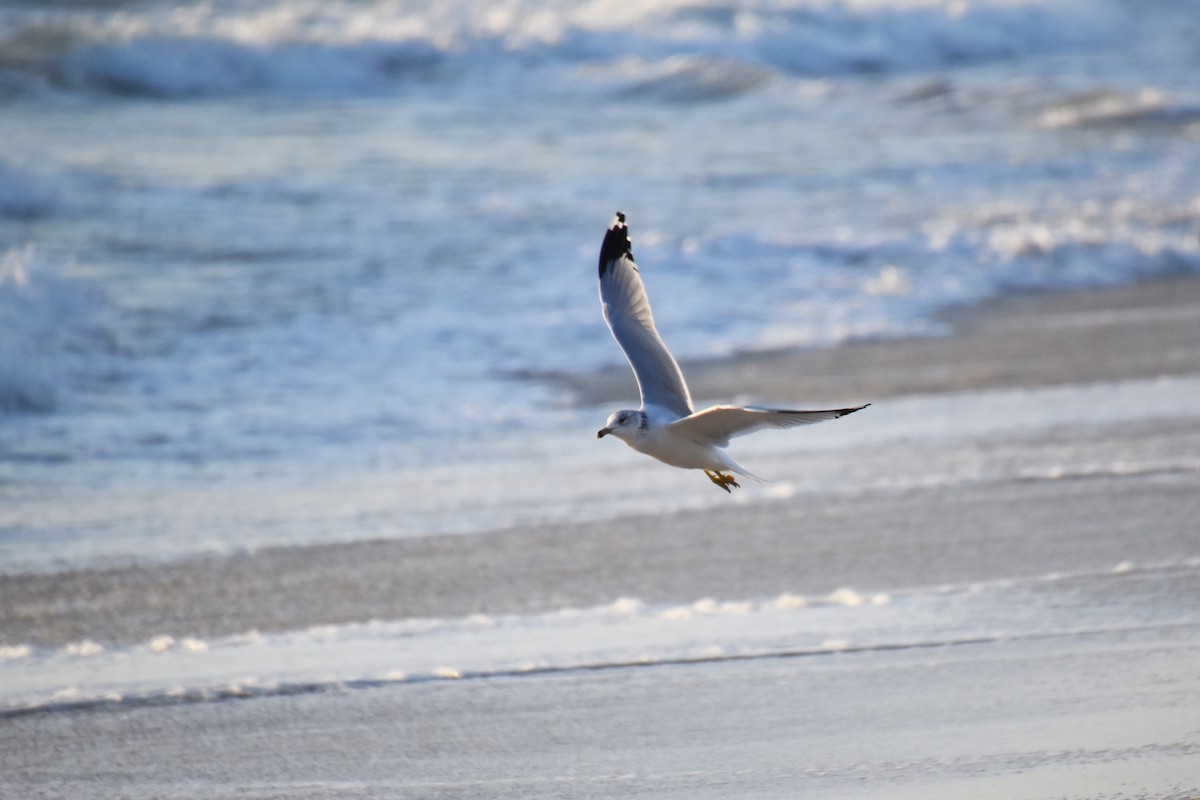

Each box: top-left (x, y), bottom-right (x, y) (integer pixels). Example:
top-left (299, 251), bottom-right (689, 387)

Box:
top-left (723, 456), bottom-right (767, 483)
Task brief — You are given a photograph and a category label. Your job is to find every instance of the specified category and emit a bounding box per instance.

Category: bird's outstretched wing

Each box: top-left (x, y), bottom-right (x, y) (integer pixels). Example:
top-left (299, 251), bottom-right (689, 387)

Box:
top-left (669, 404), bottom-right (869, 448)
top-left (598, 212), bottom-right (693, 418)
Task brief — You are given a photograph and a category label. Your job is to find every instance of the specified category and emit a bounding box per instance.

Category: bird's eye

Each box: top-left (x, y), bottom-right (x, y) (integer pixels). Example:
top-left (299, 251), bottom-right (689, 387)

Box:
top-left (618, 413), bottom-right (628, 423)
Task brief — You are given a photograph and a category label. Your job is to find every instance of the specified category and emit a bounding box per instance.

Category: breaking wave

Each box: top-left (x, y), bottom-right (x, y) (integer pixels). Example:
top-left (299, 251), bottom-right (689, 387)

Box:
top-left (0, 0), bottom-right (1119, 100)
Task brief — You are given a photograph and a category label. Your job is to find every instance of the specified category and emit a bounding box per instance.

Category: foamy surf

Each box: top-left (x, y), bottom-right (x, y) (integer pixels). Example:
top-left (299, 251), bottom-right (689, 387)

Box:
top-left (0, 0), bottom-right (1118, 99)
top-left (3, 563), bottom-right (1195, 717)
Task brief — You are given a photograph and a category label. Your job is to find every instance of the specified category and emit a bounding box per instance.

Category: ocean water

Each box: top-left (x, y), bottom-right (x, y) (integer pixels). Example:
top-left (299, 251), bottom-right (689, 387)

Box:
top-left (2, 0), bottom-right (1199, 571)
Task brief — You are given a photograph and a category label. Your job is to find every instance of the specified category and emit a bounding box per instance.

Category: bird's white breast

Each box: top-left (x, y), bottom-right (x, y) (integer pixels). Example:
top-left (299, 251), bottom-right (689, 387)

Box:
top-left (631, 424), bottom-right (724, 471)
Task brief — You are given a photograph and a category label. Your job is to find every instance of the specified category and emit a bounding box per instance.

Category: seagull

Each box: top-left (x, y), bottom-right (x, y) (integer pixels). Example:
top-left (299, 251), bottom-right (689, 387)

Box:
top-left (595, 212), bottom-right (869, 492)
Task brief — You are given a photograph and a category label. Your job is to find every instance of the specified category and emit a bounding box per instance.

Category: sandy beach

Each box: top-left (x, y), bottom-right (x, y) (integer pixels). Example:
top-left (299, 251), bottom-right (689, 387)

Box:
top-left (3, 277), bottom-right (1199, 799)
top-left (4, 0), bottom-right (1200, 794)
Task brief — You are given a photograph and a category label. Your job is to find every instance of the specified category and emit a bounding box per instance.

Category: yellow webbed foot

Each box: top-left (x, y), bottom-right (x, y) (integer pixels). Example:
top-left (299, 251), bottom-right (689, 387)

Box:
top-left (704, 469), bottom-right (740, 492)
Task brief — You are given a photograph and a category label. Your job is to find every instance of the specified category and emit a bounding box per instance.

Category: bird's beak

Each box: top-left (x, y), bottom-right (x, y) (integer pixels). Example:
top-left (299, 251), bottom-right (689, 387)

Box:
top-left (596, 427), bottom-right (612, 439)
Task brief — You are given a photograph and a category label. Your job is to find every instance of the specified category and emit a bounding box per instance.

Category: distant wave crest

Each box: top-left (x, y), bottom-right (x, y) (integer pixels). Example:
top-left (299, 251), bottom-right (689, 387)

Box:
top-left (0, 0), bottom-right (1118, 100)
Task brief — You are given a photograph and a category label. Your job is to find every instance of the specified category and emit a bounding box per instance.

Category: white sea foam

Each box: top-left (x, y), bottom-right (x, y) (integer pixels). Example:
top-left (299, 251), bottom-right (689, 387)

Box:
top-left (64, 640), bottom-right (104, 657)
top-left (0, 0), bottom-right (1119, 99)
top-left (746, 201), bottom-right (1200, 352)
top-left (3, 564), bottom-right (1194, 716)
top-left (1035, 87), bottom-right (1200, 132)
top-left (147, 635), bottom-right (175, 653)
top-left (0, 645), bottom-right (32, 662)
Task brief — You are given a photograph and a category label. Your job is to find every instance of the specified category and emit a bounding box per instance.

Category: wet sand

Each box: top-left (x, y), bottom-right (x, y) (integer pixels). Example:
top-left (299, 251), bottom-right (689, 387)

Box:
top-left (4, 618), bottom-right (1198, 800)
top-left (563, 275), bottom-right (1200, 405)
top-left (3, 420), bottom-right (1198, 649)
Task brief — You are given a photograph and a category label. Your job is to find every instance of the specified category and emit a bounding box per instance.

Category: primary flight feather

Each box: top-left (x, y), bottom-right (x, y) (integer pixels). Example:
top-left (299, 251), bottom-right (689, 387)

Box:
top-left (595, 211), bottom-right (868, 492)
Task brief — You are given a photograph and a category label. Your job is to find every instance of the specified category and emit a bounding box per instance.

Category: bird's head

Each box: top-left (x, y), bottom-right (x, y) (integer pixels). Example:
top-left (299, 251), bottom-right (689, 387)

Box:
top-left (597, 409), bottom-right (644, 442)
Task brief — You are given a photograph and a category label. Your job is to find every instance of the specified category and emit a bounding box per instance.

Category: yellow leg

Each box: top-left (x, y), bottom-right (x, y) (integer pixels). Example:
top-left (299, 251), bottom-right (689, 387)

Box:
top-left (704, 469), bottom-right (741, 492)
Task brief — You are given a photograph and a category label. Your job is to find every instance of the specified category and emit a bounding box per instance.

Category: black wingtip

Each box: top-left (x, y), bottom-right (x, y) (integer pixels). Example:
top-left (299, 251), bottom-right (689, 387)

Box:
top-left (839, 403), bottom-right (871, 417)
top-left (598, 211), bottom-right (632, 278)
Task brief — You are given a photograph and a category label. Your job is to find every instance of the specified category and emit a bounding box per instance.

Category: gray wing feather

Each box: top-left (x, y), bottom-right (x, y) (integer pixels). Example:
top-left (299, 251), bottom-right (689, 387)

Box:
top-left (669, 404), bottom-right (870, 447)
top-left (598, 212), bottom-right (693, 418)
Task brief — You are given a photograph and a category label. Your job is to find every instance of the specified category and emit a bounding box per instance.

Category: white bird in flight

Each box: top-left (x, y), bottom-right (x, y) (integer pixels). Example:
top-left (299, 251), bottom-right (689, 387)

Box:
top-left (595, 212), bottom-right (869, 492)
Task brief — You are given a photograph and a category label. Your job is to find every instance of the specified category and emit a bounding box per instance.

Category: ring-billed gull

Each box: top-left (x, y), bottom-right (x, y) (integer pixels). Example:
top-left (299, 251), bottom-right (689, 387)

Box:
top-left (595, 212), bottom-right (869, 492)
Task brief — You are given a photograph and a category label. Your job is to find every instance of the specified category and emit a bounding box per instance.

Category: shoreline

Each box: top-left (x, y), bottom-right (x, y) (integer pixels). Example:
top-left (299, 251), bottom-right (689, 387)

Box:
top-left (559, 275), bottom-right (1200, 407)
top-left (5, 455), bottom-right (1196, 649)
top-left (3, 276), bottom-right (1200, 649)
